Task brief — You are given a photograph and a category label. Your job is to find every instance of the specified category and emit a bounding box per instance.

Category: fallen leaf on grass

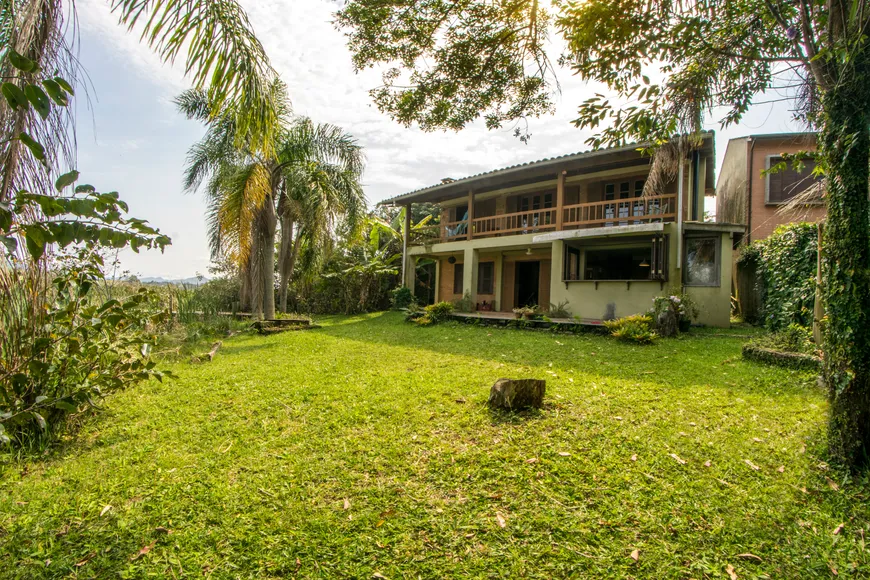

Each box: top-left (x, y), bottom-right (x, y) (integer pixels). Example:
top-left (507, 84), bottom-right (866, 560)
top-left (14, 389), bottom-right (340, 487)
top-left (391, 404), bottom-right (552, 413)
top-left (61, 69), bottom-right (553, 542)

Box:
top-left (726, 563), bottom-right (738, 579)
top-left (736, 553), bottom-right (762, 562)
top-left (630, 454), bottom-right (637, 462)
top-left (373, 573), bottom-right (388, 579)
top-left (525, 457), bottom-right (538, 464)
top-left (495, 513), bottom-right (507, 528)
top-left (833, 524), bottom-right (845, 535)
top-left (753, 437), bottom-right (763, 443)
top-left (826, 476), bottom-right (840, 491)
top-left (830, 564), bottom-right (838, 575)
top-left (777, 465), bottom-right (785, 473)
top-left (154, 527), bottom-right (172, 535)
top-left (744, 459), bottom-right (760, 471)
top-left (558, 452), bottom-right (571, 457)
top-left (99, 505), bottom-right (112, 517)
top-left (630, 549), bottom-right (639, 561)
top-left (669, 453), bottom-right (687, 465)
top-left (131, 542), bottom-right (155, 561)
top-left (343, 498), bottom-right (351, 510)
top-left (613, 416), bottom-right (623, 421)
top-left (76, 553), bottom-right (95, 567)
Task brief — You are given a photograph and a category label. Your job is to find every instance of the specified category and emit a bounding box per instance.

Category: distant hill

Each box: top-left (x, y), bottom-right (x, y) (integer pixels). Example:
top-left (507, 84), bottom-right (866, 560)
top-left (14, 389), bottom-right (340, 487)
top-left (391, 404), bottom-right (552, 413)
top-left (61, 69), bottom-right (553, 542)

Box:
top-left (138, 276), bottom-right (208, 286)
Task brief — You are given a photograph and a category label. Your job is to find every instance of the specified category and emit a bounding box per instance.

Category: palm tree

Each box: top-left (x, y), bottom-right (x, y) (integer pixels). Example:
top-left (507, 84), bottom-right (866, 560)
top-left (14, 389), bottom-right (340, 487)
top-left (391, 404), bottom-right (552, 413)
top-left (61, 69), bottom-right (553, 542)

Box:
top-left (1, 0), bottom-right (278, 204)
top-left (177, 90), bottom-right (366, 318)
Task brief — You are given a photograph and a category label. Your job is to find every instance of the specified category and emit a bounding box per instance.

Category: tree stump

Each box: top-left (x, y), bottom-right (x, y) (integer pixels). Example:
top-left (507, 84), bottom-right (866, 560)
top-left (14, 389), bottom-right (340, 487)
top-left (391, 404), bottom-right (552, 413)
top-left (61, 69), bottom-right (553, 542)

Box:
top-left (656, 307), bottom-right (678, 338)
top-left (488, 378), bottom-right (546, 411)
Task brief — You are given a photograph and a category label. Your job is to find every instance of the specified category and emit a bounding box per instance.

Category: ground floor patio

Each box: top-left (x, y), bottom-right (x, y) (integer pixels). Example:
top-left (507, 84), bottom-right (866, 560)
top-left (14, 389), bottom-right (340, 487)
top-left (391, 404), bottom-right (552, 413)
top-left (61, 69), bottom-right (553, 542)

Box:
top-left (407, 222), bottom-right (743, 327)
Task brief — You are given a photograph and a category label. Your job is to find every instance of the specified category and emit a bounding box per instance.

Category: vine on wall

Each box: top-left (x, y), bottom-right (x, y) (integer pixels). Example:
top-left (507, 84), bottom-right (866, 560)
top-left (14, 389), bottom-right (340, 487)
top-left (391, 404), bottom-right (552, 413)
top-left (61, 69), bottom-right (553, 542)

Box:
top-left (737, 223), bottom-right (818, 331)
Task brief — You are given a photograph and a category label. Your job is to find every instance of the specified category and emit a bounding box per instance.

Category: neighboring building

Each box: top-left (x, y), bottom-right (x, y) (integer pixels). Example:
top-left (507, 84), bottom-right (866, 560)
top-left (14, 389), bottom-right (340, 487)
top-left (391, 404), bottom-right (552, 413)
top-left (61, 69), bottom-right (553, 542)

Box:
top-left (384, 132), bottom-right (743, 327)
top-left (716, 132), bottom-right (824, 242)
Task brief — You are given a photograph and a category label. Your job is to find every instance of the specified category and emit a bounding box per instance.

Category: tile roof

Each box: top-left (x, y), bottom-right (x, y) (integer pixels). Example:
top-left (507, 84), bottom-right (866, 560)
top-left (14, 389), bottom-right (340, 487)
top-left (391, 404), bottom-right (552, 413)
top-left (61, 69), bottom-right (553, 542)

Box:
top-left (380, 131), bottom-right (715, 206)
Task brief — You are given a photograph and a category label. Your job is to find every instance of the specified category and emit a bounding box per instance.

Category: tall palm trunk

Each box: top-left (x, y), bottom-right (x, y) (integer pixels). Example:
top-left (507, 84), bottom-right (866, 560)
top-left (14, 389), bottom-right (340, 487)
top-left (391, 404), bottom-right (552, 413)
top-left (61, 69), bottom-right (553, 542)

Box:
top-left (277, 215), bottom-right (294, 312)
top-left (261, 198), bottom-right (278, 320)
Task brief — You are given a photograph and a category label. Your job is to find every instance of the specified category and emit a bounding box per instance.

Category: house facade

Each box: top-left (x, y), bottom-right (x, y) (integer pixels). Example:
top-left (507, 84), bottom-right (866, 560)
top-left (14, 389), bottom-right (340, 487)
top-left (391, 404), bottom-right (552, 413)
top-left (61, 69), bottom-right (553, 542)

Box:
top-left (716, 132), bottom-right (824, 242)
top-left (388, 132), bottom-right (743, 327)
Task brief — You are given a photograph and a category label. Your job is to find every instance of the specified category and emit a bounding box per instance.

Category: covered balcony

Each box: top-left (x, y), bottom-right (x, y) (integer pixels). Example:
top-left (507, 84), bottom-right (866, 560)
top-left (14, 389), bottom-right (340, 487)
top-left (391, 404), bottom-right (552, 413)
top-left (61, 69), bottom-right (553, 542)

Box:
top-left (418, 194), bottom-right (678, 244)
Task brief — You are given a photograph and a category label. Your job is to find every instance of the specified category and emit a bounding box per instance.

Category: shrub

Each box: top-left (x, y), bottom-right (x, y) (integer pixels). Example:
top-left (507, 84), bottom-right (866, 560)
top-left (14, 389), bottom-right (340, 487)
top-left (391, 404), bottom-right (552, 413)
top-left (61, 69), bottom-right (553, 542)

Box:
top-left (603, 314), bottom-right (657, 344)
top-left (545, 300), bottom-right (571, 318)
top-left (453, 290), bottom-right (475, 313)
top-left (737, 223), bottom-right (818, 330)
top-left (0, 250), bottom-right (170, 447)
top-left (391, 286), bottom-right (415, 309)
top-left (748, 323), bottom-right (817, 356)
top-left (425, 301), bottom-right (455, 323)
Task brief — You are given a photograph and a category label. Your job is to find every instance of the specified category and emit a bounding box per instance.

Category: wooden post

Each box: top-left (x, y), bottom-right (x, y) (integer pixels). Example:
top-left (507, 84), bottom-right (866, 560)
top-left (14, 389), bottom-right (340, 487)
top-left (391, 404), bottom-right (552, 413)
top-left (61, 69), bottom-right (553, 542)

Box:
top-left (467, 190), bottom-right (474, 241)
top-left (556, 170), bottom-right (566, 231)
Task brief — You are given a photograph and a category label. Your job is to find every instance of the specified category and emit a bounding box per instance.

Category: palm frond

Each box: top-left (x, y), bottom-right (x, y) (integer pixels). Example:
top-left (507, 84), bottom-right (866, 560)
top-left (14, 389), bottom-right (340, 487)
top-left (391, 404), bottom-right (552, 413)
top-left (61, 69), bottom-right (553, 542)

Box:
top-left (111, 0), bottom-right (280, 154)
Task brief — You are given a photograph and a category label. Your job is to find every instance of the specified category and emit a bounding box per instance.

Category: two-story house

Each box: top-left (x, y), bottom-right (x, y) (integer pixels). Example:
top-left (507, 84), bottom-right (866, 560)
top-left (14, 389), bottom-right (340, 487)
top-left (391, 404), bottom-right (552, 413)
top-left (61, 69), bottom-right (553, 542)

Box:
top-left (386, 132), bottom-right (743, 327)
top-left (716, 132), bottom-right (824, 242)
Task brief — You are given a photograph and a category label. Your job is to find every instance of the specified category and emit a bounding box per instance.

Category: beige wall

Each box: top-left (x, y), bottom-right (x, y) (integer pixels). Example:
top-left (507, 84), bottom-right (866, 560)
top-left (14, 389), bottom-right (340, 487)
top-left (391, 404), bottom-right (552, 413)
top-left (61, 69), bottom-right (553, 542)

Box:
top-left (684, 233), bottom-right (734, 327)
top-left (436, 256), bottom-right (496, 306)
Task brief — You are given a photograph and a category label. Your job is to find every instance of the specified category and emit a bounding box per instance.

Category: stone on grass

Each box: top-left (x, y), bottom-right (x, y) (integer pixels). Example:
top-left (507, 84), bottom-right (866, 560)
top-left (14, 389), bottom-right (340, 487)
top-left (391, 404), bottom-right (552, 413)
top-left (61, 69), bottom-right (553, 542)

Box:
top-left (488, 378), bottom-right (546, 411)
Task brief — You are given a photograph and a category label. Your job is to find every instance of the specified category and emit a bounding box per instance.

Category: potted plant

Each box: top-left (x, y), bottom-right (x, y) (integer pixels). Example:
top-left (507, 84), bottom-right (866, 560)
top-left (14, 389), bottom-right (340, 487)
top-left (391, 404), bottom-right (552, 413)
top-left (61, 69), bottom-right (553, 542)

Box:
top-left (512, 305), bottom-right (538, 320)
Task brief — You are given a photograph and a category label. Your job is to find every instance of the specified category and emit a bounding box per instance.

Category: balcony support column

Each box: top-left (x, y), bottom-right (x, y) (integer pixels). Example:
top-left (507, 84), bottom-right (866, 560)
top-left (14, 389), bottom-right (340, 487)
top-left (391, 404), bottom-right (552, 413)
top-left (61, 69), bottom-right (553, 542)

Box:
top-left (556, 170), bottom-right (566, 231)
top-left (494, 252), bottom-right (504, 311)
top-left (463, 247), bottom-right (479, 305)
top-left (467, 190), bottom-right (474, 240)
top-left (402, 203), bottom-right (414, 291)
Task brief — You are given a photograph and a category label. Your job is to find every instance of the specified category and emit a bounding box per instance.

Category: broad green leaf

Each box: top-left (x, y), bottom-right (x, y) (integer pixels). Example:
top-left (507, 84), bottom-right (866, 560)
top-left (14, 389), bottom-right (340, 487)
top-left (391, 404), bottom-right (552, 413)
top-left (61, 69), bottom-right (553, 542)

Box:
top-left (75, 184), bottom-right (96, 194)
top-left (53, 76), bottom-right (75, 95)
top-left (42, 79), bottom-right (69, 106)
top-left (54, 400), bottom-right (78, 413)
top-left (24, 84), bottom-right (51, 119)
top-left (22, 224), bottom-right (45, 261)
top-left (8, 49), bottom-right (37, 73)
top-left (18, 132), bottom-right (45, 162)
top-left (0, 423), bottom-right (9, 445)
top-left (1, 82), bottom-right (27, 110)
top-left (55, 170), bottom-right (80, 192)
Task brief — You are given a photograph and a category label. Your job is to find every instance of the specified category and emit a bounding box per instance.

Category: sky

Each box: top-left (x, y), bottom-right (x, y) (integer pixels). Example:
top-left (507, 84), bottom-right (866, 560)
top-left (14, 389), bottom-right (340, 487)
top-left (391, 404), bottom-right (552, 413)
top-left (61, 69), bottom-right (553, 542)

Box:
top-left (72, 0), bottom-right (807, 279)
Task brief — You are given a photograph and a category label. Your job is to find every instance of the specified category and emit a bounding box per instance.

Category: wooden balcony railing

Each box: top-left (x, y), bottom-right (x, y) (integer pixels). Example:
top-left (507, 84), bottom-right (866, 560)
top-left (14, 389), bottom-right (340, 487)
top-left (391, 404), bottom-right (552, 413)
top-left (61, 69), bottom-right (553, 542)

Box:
top-left (414, 195), bottom-right (678, 244)
top-left (472, 208), bottom-right (558, 239)
top-left (563, 194), bottom-right (676, 228)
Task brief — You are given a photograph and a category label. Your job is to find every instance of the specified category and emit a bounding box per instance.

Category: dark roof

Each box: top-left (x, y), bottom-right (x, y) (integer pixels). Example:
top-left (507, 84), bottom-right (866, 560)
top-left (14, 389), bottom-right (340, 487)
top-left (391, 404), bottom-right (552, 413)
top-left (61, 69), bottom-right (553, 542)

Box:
top-left (380, 131), bottom-right (715, 206)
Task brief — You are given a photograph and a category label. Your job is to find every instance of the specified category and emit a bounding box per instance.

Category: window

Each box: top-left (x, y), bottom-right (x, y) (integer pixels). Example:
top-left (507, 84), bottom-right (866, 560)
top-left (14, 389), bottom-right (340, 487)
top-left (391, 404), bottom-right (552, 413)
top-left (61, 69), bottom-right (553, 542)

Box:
top-left (453, 263), bottom-right (464, 294)
top-left (684, 237), bottom-right (719, 286)
top-left (478, 262), bottom-right (495, 294)
top-left (564, 246), bottom-right (581, 281)
top-left (584, 246), bottom-right (654, 280)
top-left (766, 156), bottom-right (823, 204)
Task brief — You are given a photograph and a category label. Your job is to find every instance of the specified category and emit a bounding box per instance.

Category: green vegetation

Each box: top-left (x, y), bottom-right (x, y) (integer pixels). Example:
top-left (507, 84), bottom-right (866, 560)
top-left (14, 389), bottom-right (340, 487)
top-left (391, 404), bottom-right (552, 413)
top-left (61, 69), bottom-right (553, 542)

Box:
top-left (604, 314), bottom-right (657, 344)
top-left (738, 223), bottom-right (818, 330)
top-left (337, 0), bottom-right (870, 470)
top-left (1, 314), bottom-right (866, 577)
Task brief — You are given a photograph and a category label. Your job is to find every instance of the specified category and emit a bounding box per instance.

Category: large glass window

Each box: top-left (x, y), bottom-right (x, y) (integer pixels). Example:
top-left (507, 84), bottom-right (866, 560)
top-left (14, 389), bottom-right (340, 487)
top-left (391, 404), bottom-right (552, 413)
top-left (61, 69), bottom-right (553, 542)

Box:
top-left (478, 262), bottom-right (495, 294)
top-left (584, 247), bottom-right (653, 280)
top-left (684, 237), bottom-right (719, 286)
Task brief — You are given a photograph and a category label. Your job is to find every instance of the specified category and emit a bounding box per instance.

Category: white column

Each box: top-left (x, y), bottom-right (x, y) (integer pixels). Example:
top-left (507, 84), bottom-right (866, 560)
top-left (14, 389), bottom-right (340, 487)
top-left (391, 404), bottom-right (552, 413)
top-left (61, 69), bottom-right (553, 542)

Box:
top-left (549, 240), bottom-right (565, 306)
top-left (463, 247), bottom-right (479, 304)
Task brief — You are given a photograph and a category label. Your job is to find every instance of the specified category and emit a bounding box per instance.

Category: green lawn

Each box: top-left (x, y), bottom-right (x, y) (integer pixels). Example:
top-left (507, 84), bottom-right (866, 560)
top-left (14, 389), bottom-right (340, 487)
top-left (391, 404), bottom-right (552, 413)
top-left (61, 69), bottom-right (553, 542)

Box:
top-left (1, 313), bottom-right (868, 578)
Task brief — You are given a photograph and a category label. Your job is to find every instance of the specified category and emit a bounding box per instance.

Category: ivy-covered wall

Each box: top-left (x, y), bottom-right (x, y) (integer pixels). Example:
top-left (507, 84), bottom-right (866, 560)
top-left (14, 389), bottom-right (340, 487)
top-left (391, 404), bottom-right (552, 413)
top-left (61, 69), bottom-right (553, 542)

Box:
top-left (737, 223), bottom-right (818, 330)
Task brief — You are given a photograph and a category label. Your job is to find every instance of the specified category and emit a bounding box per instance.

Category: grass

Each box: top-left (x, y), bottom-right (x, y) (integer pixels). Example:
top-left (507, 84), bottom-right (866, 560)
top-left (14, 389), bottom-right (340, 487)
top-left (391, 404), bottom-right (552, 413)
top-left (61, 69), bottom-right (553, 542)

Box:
top-left (1, 312), bottom-right (868, 578)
